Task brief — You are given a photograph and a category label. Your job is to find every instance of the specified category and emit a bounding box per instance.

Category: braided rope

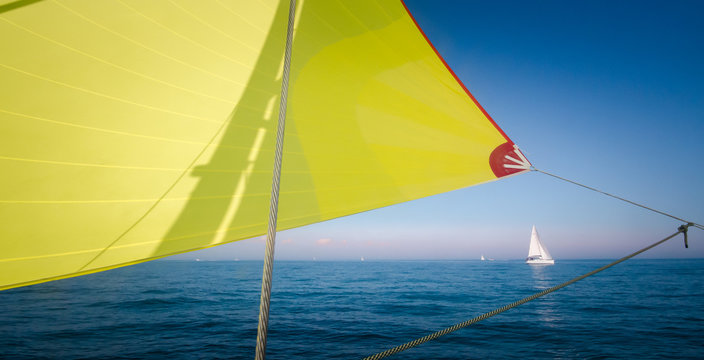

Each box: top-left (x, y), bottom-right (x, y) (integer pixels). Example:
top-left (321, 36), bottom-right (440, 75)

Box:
top-left (363, 228), bottom-right (687, 360)
top-left (255, 1), bottom-right (297, 359)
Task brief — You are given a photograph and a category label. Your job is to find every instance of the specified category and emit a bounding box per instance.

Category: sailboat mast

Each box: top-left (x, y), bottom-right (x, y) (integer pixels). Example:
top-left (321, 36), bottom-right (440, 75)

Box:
top-left (255, 1), bottom-right (297, 359)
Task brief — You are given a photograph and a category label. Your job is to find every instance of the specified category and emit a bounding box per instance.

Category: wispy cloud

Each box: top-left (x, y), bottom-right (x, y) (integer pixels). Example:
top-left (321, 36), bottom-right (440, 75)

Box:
top-left (316, 238), bottom-right (332, 246)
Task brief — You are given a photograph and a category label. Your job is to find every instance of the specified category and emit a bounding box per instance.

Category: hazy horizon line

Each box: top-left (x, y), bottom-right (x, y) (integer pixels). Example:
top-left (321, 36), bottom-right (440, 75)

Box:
top-left (160, 257), bottom-right (704, 262)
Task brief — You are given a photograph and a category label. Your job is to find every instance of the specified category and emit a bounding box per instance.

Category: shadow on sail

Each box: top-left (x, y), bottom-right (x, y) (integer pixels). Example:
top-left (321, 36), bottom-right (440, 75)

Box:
top-left (0, 0), bottom-right (523, 290)
top-left (0, 0), bottom-right (44, 15)
top-left (153, 0), bottom-right (299, 256)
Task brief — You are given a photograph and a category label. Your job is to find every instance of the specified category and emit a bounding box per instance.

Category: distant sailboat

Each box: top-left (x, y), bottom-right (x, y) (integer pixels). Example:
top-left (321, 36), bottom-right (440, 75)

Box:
top-left (480, 255), bottom-right (486, 261)
top-left (526, 226), bottom-right (555, 265)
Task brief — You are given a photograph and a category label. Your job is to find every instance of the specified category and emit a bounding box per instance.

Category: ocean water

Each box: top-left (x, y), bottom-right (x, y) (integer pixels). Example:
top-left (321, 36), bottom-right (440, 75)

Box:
top-left (1, 259), bottom-right (702, 359)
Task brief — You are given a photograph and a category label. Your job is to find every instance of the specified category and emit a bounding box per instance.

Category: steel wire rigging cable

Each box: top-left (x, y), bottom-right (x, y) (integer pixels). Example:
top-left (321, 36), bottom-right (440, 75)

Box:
top-left (255, 0), bottom-right (297, 359)
top-left (532, 168), bottom-right (703, 230)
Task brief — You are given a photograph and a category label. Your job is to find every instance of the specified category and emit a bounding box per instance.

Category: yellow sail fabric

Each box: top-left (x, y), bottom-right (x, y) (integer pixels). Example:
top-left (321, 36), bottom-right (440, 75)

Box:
top-left (0, 0), bottom-right (529, 291)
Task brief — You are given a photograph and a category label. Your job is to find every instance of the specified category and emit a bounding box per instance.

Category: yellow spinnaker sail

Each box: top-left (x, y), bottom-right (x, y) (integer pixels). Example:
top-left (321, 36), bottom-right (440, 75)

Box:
top-left (0, 0), bottom-right (530, 290)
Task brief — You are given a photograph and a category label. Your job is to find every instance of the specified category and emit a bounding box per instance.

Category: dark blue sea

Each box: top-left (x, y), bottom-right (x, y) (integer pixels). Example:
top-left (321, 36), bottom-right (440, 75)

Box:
top-left (1, 259), bottom-right (702, 359)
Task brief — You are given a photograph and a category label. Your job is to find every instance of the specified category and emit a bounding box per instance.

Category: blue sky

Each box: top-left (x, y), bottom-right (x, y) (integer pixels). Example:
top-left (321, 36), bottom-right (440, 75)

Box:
top-left (175, 0), bottom-right (703, 261)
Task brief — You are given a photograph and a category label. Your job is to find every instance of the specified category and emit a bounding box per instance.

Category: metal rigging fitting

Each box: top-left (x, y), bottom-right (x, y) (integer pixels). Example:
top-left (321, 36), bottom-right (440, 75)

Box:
top-left (678, 223), bottom-right (693, 248)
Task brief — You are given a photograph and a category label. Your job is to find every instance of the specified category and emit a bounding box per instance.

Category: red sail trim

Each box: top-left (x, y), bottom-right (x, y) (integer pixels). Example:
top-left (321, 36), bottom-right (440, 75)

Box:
top-left (489, 142), bottom-right (527, 178)
top-left (399, 0), bottom-right (512, 143)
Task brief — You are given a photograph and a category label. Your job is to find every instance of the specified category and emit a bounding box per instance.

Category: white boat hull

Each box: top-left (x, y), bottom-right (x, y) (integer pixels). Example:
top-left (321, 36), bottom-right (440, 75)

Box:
top-left (526, 258), bottom-right (554, 265)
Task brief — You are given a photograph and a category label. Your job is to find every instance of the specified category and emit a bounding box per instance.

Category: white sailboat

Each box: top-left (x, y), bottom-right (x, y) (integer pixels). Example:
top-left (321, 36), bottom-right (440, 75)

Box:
top-left (480, 255), bottom-right (486, 261)
top-left (526, 226), bottom-right (555, 265)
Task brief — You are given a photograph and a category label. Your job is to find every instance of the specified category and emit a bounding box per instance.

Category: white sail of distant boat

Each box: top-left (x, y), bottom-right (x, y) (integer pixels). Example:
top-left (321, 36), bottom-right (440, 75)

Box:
top-left (481, 255), bottom-right (486, 261)
top-left (526, 226), bottom-right (554, 264)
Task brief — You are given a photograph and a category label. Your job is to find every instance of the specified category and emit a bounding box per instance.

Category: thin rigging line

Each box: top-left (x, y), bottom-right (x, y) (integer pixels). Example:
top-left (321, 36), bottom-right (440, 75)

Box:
top-left (533, 168), bottom-right (703, 230)
top-left (363, 227), bottom-right (689, 359)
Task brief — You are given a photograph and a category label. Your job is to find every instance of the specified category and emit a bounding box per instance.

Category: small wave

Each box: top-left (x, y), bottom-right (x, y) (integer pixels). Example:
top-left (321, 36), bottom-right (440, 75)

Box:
top-left (109, 296), bottom-right (207, 310)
